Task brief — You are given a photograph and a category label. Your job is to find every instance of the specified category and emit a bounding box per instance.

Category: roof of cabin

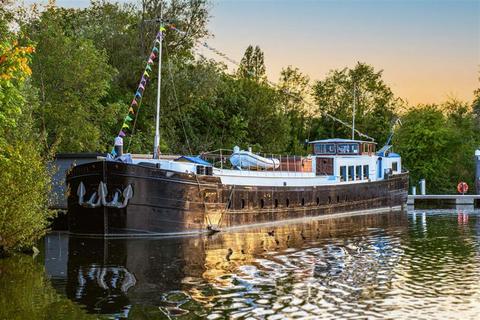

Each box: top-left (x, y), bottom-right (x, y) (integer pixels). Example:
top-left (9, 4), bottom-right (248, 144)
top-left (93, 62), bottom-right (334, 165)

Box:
top-left (175, 155), bottom-right (212, 166)
top-left (308, 138), bottom-right (377, 144)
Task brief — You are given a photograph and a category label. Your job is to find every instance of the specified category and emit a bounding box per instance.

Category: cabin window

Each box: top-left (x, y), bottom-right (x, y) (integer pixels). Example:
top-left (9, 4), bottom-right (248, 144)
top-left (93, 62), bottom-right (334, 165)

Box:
top-left (316, 197), bottom-right (320, 205)
top-left (340, 166), bottom-right (347, 182)
top-left (260, 199), bottom-right (265, 208)
top-left (392, 162), bottom-right (398, 172)
top-left (355, 165), bottom-right (362, 180)
top-left (314, 143), bottom-right (336, 154)
top-left (241, 199), bottom-right (245, 209)
top-left (286, 198), bottom-right (290, 207)
top-left (348, 166), bottom-right (354, 181)
top-left (328, 196), bottom-right (332, 204)
top-left (362, 144), bottom-right (368, 153)
top-left (337, 195), bottom-right (340, 203)
top-left (301, 198), bottom-right (305, 206)
top-left (363, 165), bottom-right (369, 179)
top-left (274, 199), bottom-right (278, 208)
top-left (337, 143), bottom-right (359, 155)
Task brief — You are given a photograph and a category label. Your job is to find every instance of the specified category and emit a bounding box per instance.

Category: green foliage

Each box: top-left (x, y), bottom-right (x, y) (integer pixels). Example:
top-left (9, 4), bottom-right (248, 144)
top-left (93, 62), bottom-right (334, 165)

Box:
top-left (393, 101), bottom-right (479, 194)
top-left (313, 62), bottom-right (402, 144)
top-left (237, 45), bottom-right (266, 82)
top-left (278, 66), bottom-right (311, 154)
top-left (0, 15), bottom-right (54, 255)
top-left (27, 6), bottom-right (118, 152)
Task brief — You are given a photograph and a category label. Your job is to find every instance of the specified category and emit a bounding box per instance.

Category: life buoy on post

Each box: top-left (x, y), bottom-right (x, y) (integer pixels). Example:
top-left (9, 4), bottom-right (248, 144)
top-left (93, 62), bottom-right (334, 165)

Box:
top-left (457, 182), bottom-right (469, 195)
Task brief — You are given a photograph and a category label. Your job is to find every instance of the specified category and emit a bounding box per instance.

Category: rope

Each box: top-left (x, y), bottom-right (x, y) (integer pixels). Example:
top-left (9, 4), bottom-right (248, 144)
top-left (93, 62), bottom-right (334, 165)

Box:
top-left (168, 24), bottom-right (375, 142)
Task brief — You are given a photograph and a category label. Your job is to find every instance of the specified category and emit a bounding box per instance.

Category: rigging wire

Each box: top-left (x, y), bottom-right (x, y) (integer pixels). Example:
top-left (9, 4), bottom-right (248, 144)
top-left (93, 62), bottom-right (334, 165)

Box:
top-left (164, 38), bottom-right (194, 155)
top-left (126, 35), bottom-right (161, 152)
top-left (168, 25), bottom-right (375, 142)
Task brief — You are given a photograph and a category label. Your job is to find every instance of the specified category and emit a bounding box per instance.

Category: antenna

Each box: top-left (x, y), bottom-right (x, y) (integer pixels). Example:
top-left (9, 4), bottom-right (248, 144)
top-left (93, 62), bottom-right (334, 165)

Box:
top-left (352, 82), bottom-right (356, 140)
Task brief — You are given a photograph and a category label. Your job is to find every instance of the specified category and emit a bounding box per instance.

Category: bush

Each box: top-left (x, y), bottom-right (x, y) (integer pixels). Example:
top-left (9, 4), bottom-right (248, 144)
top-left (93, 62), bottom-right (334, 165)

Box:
top-left (0, 139), bottom-right (55, 256)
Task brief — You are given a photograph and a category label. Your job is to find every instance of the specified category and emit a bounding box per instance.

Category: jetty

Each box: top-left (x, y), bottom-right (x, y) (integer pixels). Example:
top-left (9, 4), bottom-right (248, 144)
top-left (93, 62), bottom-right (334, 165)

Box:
top-left (407, 195), bottom-right (480, 210)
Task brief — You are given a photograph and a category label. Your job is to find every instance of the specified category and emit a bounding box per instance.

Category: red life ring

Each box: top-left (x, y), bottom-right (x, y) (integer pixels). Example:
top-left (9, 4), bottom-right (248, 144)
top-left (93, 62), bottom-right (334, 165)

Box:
top-left (457, 182), bottom-right (468, 194)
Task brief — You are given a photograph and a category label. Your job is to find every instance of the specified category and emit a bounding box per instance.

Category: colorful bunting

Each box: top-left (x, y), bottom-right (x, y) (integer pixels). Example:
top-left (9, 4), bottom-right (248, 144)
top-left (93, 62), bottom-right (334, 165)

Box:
top-left (112, 30), bottom-right (165, 154)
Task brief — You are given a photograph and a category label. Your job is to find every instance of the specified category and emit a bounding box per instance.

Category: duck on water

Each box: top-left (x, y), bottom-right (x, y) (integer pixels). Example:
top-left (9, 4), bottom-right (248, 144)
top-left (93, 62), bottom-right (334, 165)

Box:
top-left (66, 21), bottom-right (408, 237)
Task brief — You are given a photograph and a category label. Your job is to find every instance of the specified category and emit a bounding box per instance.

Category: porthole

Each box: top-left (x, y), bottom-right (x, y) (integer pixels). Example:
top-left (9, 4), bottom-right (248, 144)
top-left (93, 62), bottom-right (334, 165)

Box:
top-left (241, 199), bottom-right (245, 209)
top-left (286, 199), bottom-right (290, 207)
top-left (260, 199), bottom-right (265, 208)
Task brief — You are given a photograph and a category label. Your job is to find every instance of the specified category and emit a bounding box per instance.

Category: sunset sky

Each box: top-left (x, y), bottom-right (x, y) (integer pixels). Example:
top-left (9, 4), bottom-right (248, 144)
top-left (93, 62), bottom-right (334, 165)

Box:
top-left (26, 0), bottom-right (480, 105)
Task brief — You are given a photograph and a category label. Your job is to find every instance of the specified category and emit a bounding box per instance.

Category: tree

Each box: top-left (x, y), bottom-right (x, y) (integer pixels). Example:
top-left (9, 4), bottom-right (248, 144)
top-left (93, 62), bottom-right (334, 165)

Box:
top-left (277, 66), bottom-right (311, 154)
top-left (27, 6), bottom-right (118, 153)
top-left (237, 45), bottom-right (266, 82)
top-left (312, 62), bottom-right (402, 144)
top-left (0, 10), bottom-right (54, 255)
top-left (393, 101), bottom-right (479, 194)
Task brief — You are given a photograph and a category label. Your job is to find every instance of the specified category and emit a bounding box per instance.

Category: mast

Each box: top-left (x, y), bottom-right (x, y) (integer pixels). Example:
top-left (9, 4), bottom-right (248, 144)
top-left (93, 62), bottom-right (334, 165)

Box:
top-left (153, 10), bottom-right (163, 159)
top-left (352, 82), bottom-right (356, 140)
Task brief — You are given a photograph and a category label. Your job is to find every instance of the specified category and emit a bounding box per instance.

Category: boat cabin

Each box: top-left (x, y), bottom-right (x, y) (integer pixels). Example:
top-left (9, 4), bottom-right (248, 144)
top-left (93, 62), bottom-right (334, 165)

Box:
top-left (309, 139), bottom-right (401, 182)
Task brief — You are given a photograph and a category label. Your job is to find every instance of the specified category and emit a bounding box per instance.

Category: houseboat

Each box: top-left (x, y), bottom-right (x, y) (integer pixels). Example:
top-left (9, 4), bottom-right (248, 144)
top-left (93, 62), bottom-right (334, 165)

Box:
top-left (65, 23), bottom-right (408, 236)
top-left (66, 139), bottom-right (408, 236)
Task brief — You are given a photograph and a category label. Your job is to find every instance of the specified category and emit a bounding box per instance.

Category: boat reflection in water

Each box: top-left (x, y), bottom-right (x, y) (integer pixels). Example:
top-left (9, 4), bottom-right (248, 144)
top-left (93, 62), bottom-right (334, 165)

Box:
top-left (46, 211), bottom-right (408, 318)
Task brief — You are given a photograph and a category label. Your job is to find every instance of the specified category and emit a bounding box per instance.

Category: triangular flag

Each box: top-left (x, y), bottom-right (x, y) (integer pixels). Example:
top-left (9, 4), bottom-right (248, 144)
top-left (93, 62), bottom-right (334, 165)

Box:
top-left (118, 130), bottom-right (126, 137)
top-left (125, 115), bottom-right (133, 122)
top-left (139, 83), bottom-right (145, 90)
top-left (155, 38), bottom-right (161, 45)
top-left (131, 99), bottom-right (138, 106)
top-left (111, 148), bottom-right (117, 156)
top-left (146, 65), bottom-right (152, 72)
top-left (122, 123), bottom-right (129, 129)
top-left (160, 26), bottom-right (166, 32)
top-left (135, 91), bottom-right (142, 99)
top-left (152, 47), bottom-right (159, 53)
top-left (128, 107), bottom-right (135, 114)
top-left (150, 52), bottom-right (156, 60)
top-left (144, 71), bottom-right (150, 77)
top-left (147, 58), bottom-right (154, 64)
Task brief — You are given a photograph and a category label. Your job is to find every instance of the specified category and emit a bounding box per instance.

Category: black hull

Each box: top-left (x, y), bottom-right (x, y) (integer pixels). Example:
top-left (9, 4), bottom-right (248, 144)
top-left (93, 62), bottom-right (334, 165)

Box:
top-left (66, 161), bottom-right (409, 236)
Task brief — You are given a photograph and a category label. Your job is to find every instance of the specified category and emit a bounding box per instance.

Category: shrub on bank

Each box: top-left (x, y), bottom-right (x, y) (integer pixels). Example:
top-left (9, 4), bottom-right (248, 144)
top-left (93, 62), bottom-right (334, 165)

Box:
top-left (0, 19), bottom-right (54, 256)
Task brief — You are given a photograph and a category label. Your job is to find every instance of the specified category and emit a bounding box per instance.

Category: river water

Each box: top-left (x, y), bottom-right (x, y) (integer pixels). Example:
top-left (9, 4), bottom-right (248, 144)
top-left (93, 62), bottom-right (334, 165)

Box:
top-left (1, 209), bottom-right (480, 319)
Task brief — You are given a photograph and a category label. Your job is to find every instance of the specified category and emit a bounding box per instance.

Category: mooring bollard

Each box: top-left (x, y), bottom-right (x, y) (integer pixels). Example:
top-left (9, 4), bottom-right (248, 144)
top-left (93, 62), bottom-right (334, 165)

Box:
top-left (475, 149), bottom-right (480, 195)
top-left (419, 179), bottom-right (426, 195)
